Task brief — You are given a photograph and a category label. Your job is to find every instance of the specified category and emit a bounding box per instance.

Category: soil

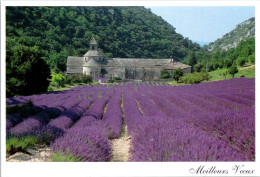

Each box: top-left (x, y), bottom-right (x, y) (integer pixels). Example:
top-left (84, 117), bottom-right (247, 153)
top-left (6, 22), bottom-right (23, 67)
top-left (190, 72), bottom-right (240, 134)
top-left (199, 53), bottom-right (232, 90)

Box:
top-left (110, 124), bottom-right (131, 162)
top-left (6, 147), bottom-right (53, 162)
top-left (239, 64), bottom-right (255, 70)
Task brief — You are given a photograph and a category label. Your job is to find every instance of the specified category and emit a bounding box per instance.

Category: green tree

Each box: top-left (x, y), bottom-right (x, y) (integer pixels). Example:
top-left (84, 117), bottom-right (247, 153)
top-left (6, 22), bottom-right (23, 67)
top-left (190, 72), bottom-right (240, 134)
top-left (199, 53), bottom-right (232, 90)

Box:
top-left (236, 57), bottom-right (247, 66)
top-left (248, 54), bottom-right (255, 64)
top-left (189, 52), bottom-right (197, 69)
top-left (161, 69), bottom-right (170, 79)
top-left (172, 68), bottom-right (183, 82)
top-left (224, 58), bottom-right (232, 68)
top-left (194, 63), bottom-right (203, 72)
top-left (6, 7), bottom-right (203, 72)
top-left (228, 65), bottom-right (238, 78)
top-left (6, 45), bottom-right (51, 97)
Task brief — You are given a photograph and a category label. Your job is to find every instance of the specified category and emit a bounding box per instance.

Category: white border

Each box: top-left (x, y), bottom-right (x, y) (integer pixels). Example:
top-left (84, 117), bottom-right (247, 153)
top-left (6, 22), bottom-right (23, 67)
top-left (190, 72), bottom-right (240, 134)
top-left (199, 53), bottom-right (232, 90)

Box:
top-left (1, 1), bottom-right (259, 177)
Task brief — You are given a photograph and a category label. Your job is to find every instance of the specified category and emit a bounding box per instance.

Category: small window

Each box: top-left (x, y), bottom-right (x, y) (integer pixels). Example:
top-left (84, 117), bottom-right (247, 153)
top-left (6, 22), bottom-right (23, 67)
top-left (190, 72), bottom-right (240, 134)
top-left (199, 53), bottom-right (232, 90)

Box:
top-left (92, 46), bottom-right (95, 50)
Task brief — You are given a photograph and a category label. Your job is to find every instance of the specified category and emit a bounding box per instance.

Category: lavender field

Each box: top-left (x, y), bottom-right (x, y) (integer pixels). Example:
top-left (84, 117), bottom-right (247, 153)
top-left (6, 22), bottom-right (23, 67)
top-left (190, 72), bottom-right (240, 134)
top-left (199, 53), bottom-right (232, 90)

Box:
top-left (6, 78), bottom-right (255, 161)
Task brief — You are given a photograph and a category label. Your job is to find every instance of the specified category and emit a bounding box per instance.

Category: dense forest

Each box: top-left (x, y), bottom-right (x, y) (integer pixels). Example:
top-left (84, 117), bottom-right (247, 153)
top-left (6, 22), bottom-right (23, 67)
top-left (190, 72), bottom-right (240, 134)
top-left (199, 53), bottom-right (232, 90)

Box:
top-left (6, 6), bottom-right (201, 72)
top-left (6, 7), bottom-right (255, 97)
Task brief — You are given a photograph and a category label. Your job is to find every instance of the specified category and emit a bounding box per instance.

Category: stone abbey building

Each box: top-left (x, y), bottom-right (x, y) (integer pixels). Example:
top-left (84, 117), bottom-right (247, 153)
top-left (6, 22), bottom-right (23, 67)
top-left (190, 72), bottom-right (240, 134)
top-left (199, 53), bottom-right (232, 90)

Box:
top-left (66, 38), bottom-right (191, 81)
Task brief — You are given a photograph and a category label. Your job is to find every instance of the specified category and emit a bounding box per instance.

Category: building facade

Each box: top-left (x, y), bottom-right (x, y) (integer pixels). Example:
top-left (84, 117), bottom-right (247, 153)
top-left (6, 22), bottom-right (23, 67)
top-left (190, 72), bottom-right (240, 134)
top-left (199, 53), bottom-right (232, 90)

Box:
top-left (67, 38), bottom-right (191, 81)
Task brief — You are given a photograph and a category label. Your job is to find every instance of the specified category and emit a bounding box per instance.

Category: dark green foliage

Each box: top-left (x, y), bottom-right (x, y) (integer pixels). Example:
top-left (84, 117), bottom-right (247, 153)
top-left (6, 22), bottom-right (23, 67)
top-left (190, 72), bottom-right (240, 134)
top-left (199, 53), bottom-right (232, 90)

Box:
top-left (180, 72), bottom-right (211, 84)
top-left (6, 101), bottom-right (33, 116)
top-left (194, 63), bottom-right (203, 72)
top-left (160, 69), bottom-right (170, 79)
top-left (6, 7), bottom-right (202, 72)
top-left (236, 57), bottom-right (247, 66)
top-left (172, 68), bottom-right (183, 82)
top-left (224, 58), bottom-right (233, 68)
top-left (6, 44), bottom-right (51, 97)
top-left (114, 77), bottom-right (121, 81)
top-left (68, 74), bottom-right (81, 83)
top-left (228, 65), bottom-right (238, 78)
top-left (107, 79), bottom-right (114, 83)
top-left (81, 74), bottom-right (93, 84)
top-left (195, 38), bottom-right (255, 73)
top-left (184, 52), bottom-right (197, 72)
top-left (207, 63), bottom-right (214, 72)
top-left (64, 75), bottom-right (73, 84)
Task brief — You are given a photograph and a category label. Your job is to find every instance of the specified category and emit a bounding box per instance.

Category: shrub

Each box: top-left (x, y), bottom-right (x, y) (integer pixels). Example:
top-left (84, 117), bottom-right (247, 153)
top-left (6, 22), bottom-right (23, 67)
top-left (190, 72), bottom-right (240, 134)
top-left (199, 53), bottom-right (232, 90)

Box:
top-left (161, 69), bottom-right (170, 79)
top-left (228, 65), bottom-right (238, 78)
top-left (69, 74), bottom-right (81, 83)
top-left (65, 75), bottom-right (73, 84)
top-left (114, 77), bottom-right (121, 81)
top-left (180, 72), bottom-right (211, 84)
top-left (50, 72), bottom-right (66, 87)
top-left (213, 62), bottom-right (220, 70)
top-left (51, 127), bottom-right (112, 161)
top-left (107, 79), bottom-right (114, 83)
top-left (248, 55), bottom-right (255, 64)
top-left (207, 63), bottom-right (214, 72)
top-left (194, 63), bottom-right (203, 72)
top-left (6, 136), bottom-right (37, 155)
top-left (224, 58), bottom-right (232, 68)
top-left (81, 75), bottom-right (93, 84)
top-left (236, 57), bottom-right (247, 66)
top-left (172, 68), bottom-right (183, 82)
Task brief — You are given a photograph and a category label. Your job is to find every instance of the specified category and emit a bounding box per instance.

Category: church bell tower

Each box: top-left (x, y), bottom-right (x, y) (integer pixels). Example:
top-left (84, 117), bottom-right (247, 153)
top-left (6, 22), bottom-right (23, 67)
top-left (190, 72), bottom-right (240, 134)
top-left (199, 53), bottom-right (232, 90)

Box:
top-left (89, 38), bottom-right (98, 51)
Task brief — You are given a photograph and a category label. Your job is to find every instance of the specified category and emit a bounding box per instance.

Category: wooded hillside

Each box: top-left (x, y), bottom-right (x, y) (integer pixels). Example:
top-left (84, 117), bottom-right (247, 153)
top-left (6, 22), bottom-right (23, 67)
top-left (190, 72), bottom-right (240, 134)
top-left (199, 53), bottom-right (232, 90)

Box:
top-left (6, 6), bottom-right (202, 72)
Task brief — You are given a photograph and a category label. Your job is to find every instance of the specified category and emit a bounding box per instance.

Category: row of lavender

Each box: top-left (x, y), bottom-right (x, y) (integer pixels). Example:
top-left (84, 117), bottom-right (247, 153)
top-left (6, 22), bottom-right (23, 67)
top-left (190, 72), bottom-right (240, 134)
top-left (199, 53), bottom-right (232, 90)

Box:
top-left (7, 83), bottom-right (124, 161)
top-left (5, 85), bottom-right (101, 157)
top-left (6, 78), bottom-right (254, 161)
top-left (123, 78), bottom-right (255, 161)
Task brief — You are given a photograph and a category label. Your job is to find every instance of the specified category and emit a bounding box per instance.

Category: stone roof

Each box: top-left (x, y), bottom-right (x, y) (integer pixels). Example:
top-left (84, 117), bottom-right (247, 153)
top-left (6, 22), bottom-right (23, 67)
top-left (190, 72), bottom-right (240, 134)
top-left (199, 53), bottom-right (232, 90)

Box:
top-left (83, 58), bottom-right (101, 67)
top-left (104, 58), bottom-right (190, 69)
top-left (163, 62), bottom-right (191, 70)
top-left (67, 56), bottom-right (84, 66)
top-left (83, 50), bottom-right (107, 57)
top-left (89, 38), bottom-right (98, 45)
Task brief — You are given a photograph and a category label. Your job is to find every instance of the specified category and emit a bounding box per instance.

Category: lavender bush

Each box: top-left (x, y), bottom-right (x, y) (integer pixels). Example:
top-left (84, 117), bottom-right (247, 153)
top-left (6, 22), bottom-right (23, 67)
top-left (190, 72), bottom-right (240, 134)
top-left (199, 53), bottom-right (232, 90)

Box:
top-left (6, 78), bottom-right (255, 162)
top-left (51, 126), bottom-right (112, 162)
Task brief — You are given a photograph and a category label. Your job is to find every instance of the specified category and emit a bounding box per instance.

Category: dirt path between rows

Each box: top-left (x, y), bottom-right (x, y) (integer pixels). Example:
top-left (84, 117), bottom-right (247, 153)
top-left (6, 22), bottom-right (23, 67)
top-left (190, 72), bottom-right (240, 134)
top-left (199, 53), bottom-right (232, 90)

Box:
top-left (110, 124), bottom-right (131, 162)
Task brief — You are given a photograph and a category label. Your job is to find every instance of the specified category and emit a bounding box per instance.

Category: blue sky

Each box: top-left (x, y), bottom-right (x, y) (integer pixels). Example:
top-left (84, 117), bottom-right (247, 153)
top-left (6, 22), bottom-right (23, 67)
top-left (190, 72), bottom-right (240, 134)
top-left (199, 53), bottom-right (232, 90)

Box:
top-left (145, 6), bottom-right (255, 44)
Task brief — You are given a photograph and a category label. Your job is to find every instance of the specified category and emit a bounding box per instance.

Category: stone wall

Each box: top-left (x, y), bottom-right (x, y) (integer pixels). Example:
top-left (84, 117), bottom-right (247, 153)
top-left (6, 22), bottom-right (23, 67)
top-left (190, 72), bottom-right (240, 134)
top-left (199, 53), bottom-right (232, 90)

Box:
top-left (125, 67), bottom-right (144, 80)
top-left (101, 67), bottom-right (125, 79)
top-left (143, 68), bottom-right (161, 81)
top-left (67, 66), bottom-right (83, 74)
top-left (125, 67), bottom-right (162, 81)
top-left (183, 67), bottom-right (191, 74)
top-left (83, 67), bottom-right (101, 79)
